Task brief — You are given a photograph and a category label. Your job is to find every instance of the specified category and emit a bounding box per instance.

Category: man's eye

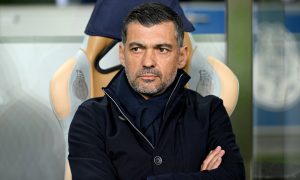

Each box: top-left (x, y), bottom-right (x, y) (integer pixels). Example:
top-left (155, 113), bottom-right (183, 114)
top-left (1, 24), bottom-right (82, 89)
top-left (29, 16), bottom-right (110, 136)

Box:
top-left (131, 47), bottom-right (141, 52)
top-left (159, 48), bottom-right (169, 53)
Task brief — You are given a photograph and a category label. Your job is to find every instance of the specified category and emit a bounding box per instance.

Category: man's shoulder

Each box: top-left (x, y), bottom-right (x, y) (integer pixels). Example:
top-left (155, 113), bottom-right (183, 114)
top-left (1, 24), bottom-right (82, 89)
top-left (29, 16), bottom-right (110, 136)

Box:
top-left (72, 96), bottom-right (111, 127)
top-left (81, 96), bottom-right (107, 106)
top-left (184, 89), bottom-right (223, 104)
top-left (78, 96), bottom-right (110, 113)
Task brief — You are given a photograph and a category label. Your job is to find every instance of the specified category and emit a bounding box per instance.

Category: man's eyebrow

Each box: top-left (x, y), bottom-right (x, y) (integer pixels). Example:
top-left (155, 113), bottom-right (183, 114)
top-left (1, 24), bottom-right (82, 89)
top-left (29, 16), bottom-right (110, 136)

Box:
top-left (128, 42), bottom-right (145, 48)
top-left (154, 43), bottom-right (173, 49)
top-left (128, 42), bottom-right (173, 49)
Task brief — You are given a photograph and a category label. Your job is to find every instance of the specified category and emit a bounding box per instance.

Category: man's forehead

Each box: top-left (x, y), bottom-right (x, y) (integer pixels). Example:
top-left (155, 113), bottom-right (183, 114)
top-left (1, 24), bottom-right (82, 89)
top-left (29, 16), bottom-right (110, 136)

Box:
top-left (127, 22), bottom-right (177, 40)
top-left (127, 21), bottom-right (176, 31)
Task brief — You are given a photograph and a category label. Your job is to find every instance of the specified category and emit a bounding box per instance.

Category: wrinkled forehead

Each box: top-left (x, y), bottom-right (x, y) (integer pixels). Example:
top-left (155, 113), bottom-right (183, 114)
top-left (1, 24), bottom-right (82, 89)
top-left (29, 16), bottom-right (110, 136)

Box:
top-left (126, 21), bottom-right (178, 41)
top-left (126, 21), bottom-right (178, 38)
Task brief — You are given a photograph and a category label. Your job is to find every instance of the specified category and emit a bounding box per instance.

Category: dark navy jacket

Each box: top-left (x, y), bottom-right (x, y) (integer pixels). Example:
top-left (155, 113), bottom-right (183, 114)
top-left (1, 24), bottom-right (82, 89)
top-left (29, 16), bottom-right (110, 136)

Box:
top-left (68, 69), bottom-right (245, 180)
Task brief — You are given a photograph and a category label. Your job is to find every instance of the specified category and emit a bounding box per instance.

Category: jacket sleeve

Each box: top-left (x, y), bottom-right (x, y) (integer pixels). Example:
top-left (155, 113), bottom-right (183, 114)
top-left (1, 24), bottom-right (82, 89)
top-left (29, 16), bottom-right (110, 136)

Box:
top-left (147, 97), bottom-right (245, 180)
top-left (68, 104), bottom-right (118, 180)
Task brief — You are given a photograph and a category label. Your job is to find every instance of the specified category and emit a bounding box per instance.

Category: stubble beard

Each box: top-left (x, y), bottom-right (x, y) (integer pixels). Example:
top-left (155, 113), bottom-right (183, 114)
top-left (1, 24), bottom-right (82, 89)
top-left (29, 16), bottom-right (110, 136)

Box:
top-left (125, 67), bottom-right (177, 97)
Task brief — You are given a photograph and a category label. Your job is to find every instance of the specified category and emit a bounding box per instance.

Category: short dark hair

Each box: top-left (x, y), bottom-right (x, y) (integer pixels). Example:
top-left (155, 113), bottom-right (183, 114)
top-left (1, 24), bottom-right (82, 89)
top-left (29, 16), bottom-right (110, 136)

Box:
top-left (121, 3), bottom-right (184, 46)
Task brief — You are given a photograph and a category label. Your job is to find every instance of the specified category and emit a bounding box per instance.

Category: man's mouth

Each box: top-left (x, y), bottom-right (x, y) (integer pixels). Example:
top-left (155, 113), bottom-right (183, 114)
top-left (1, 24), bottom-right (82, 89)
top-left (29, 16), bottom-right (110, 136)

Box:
top-left (139, 74), bottom-right (158, 81)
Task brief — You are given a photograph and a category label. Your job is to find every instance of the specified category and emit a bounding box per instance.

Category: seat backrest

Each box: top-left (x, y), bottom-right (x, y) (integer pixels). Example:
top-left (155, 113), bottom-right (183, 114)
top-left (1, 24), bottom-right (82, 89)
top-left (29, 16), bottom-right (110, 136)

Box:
top-left (187, 34), bottom-right (239, 115)
top-left (49, 33), bottom-right (238, 180)
top-left (50, 36), bottom-right (119, 180)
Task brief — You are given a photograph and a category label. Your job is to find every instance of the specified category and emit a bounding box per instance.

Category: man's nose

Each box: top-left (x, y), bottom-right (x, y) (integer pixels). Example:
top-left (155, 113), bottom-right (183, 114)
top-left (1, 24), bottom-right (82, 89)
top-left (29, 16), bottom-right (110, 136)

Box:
top-left (142, 49), bottom-right (156, 67)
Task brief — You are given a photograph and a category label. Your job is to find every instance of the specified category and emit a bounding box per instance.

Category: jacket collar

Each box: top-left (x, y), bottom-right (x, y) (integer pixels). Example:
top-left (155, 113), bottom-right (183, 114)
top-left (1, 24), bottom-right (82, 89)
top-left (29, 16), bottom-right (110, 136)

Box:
top-left (103, 68), bottom-right (190, 148)
top-left (103, 68), bottom-right (190, 105)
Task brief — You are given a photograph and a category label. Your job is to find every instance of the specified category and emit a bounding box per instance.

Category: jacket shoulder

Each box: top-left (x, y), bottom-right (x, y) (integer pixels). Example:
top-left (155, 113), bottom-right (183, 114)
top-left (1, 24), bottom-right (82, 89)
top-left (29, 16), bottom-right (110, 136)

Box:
top-left (185, 89), bottom-right (223, 105)
top-left (183, 89), bottom-right (226, 115)
top-left (70, 96), bottom-right (111, 141)
top-left (72, 96), bottom-right (110, 128)
top-left (80, 96), bottom-right (108, 109)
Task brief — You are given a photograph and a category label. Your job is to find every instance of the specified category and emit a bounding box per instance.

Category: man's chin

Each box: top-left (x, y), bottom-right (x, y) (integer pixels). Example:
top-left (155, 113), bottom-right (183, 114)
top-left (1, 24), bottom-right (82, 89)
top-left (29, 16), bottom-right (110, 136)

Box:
top-left (135, 86), bottom-right (160, 95)
top-left (131, 81), bottom-right (166, 97)
top-left (140, 78), bottom-right (157, 84)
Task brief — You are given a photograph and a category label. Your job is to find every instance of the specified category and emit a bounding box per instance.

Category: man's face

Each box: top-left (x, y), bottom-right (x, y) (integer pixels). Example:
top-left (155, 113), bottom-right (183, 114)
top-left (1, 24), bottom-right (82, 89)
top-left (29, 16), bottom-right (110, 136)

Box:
top-left (119, 21), bottom-right (188, 99)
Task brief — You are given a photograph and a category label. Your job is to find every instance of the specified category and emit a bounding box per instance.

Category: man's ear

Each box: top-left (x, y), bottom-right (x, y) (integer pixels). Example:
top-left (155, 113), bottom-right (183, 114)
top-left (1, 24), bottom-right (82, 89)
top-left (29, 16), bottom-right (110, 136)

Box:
top-left (177, 45), bottom-right (188, 69)
top-left (119, 43), bottom-right (125, 66)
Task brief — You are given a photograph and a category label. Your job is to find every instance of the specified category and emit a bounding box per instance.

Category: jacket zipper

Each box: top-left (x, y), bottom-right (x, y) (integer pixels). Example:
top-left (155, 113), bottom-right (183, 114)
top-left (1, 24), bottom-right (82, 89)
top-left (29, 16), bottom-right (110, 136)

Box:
top-left (162, 73), bottom-right (184, 120)
top-left (103, 90), bottom-right (155, 150)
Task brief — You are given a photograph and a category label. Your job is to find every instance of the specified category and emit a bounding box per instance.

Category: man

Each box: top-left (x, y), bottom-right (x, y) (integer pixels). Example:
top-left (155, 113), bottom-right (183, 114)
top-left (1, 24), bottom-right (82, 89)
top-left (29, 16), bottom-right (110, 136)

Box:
top-left (68, 3), bottom-right (245, 180)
